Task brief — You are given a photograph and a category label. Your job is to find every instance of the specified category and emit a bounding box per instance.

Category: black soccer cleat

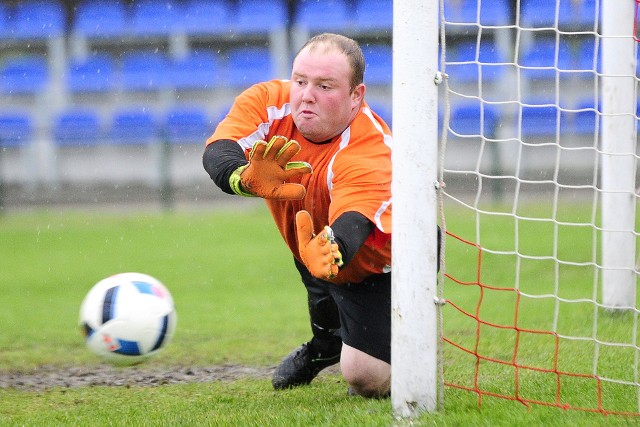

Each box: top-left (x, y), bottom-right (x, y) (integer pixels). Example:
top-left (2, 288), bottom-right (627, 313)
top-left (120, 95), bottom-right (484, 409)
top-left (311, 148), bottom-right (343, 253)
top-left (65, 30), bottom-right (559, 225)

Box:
top-left (272, 342), bottom-right (340, 390)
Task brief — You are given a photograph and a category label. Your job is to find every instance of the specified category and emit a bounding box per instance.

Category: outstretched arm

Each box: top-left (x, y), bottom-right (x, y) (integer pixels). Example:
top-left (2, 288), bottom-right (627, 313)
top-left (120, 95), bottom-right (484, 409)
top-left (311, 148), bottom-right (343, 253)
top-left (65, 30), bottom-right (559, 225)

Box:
top-left (202, 139), bottom-right (247, 195)
top-left (203, 136), bottom-right (312, 200)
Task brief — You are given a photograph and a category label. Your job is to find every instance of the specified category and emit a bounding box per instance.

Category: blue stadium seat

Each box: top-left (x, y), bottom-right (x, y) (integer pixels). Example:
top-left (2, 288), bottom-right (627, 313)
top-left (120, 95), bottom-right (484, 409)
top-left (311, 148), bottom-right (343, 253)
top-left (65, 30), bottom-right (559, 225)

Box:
top-left (0, 3), bottom-right (10, 39)
top-left (12, 0), bottom-right (66, 39)
top-left (450, 103), bottom-right (499, 136)
top-left (446, 40), bottom-right (507, 83)
top-left (131, 0), bottom-right (180, 37)
top-left (293, 0), bottom-right (352, 32)
top-left (576, 39), bottom-right (601, 79)
top-left (53, 108), bottom-right (103, 146)
top-left (564, 0), bottom-right (598, 28)
top-left (110, 109), bottom-right (158, 144)
top-left (521, 0), bottom-right (563, 28)
top-left (520, 101), bottom-right (564, 136)
top-left (354, 0), bottom-right (392, 31)
top-left (170, 50), bottom-right (220, 90)
top-left (0, 56), bottom-right (49, 95)
top-left (234, 0), bottom-right (288, 34)
top-left (363, 45), bottom-right (392, 85)
top-left (66, 54), bottom-right (116, 93)
top-left (572, 101), bottom-right (599, 135)
top-left (519, 39), bottom-right (573, 81)
top-left (0, 112), bottom-right (33, 147)
top-left (522, 0), bottom-right (597, 29)
top-left (121, 51), bottom-right (170, 91)
top-left (226, 47), bottom-right (275, 87)
top-left (73, 0), bottom-right (128, 38)
top-left (180, 0), bottom-right (230, 36)
top-left (444, 0), bottom-right (511, 26)
top-left (164, 106), bottom-right (214, 145)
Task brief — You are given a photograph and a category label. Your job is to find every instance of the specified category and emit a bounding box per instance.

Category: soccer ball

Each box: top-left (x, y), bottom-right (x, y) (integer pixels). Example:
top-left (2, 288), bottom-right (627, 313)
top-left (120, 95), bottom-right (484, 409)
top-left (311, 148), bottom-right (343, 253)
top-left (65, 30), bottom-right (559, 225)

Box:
top-left (79, 272), bottom-right (177, 364)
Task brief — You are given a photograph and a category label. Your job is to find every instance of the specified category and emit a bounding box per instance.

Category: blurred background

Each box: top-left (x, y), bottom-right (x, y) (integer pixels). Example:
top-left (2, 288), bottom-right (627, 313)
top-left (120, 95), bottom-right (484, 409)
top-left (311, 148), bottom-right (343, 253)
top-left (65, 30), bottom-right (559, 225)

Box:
top-left (0, 0), bottom-right (393, 211)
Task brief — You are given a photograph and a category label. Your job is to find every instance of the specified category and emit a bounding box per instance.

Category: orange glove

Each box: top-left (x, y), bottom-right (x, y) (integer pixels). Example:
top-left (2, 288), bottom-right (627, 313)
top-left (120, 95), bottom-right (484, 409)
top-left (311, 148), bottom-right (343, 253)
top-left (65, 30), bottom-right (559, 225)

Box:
top-left (296, 210), bottom-right (344, 280)
top-left (229, 136), bottom-right (312, 200)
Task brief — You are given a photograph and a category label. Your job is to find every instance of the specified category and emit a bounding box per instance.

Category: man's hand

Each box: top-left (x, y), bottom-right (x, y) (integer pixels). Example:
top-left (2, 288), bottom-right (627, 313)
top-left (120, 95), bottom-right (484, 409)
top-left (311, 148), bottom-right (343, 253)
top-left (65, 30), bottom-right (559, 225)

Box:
top-left (296, 210), bottom-right (344, 280)
top-left (229, 136), bottom-right (312, 200)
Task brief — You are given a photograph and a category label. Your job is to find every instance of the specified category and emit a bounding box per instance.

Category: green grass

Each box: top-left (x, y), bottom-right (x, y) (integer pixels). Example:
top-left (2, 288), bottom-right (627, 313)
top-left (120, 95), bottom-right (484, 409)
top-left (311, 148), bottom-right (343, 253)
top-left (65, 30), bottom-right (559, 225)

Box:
top-left (0, 203), bottom-right (638, 426)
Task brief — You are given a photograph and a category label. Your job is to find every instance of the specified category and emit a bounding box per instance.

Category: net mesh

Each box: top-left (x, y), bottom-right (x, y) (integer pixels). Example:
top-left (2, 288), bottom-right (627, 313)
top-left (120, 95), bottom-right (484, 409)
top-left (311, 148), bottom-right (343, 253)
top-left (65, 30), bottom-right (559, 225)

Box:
top-left (439, 0), bottom-right (640, 415)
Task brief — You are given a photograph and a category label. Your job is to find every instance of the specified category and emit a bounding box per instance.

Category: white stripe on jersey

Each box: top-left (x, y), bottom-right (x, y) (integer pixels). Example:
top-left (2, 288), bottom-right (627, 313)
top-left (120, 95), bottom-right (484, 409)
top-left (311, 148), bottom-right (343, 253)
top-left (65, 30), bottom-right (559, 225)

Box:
top-left (236, 103), bottom-right (291, 150)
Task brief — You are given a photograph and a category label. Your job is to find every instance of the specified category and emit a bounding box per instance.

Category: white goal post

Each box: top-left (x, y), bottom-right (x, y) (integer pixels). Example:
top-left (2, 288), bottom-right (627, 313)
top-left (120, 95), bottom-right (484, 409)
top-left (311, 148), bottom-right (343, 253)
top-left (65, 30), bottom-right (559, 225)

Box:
top-left (391, 0), bottom-right (440, 417)
top-left (601, 0), bottom-right (637, 309)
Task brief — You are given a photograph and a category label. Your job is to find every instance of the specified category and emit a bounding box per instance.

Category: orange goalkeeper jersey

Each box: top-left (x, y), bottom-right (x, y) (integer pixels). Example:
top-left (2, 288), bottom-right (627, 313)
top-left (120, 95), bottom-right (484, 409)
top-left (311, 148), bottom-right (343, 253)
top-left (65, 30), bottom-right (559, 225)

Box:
top-left (206, 79), bottom-right (392, 284)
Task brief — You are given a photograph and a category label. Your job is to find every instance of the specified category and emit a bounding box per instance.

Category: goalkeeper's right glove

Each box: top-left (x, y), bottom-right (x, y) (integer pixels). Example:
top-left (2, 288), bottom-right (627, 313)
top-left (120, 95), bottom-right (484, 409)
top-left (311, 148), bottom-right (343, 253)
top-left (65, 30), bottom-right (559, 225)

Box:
top-left (229, 136), bottom-right (312, 200)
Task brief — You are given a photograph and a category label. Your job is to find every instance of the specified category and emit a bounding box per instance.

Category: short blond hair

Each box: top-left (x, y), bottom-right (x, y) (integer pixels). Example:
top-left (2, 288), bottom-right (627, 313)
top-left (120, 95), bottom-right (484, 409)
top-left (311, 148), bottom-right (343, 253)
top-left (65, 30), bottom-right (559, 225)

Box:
top-left (297, 33), bottom-right (365, 92)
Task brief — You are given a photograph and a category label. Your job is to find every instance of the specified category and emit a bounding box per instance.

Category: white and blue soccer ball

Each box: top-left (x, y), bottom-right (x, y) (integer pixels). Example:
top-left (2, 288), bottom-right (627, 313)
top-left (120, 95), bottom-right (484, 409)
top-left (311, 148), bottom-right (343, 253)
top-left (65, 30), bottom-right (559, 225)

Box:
top-left (79, 272), bottom-right (177, 364)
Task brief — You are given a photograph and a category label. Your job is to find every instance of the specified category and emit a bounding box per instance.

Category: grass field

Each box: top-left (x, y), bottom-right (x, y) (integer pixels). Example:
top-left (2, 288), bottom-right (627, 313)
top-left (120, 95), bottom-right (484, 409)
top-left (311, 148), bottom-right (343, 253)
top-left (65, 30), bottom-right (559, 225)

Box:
top-left (1, 202), bottom-right (638, 426)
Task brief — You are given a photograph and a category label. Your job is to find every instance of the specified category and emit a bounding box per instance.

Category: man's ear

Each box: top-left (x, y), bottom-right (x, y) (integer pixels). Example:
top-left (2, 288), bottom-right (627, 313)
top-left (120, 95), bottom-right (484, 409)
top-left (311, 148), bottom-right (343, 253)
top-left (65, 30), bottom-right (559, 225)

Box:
top-left (351, 83), bottom-right (366, 105)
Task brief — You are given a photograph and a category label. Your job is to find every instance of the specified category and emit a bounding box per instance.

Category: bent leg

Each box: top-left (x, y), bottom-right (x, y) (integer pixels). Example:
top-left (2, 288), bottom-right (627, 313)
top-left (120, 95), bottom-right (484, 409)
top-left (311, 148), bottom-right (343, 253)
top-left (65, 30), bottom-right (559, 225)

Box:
top-left (341, 343), bottom-right (390, 398)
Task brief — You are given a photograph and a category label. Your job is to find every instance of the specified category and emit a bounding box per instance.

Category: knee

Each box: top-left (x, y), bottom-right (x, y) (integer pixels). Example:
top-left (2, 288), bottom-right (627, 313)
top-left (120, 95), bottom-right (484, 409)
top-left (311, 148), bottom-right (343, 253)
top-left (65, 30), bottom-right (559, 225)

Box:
top-left (341, 350), bottom-right (390, 398)
top-left (344, 374), bottom-right (390, 398)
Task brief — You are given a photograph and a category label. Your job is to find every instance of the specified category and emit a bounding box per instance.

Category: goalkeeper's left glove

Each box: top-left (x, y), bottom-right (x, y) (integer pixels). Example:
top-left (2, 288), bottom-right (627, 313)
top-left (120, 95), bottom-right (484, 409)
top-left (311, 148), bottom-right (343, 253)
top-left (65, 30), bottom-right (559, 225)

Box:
top-left (296, 210), bottom-right (344, 280)
top-left (229, 136), bottom-right (312, 200)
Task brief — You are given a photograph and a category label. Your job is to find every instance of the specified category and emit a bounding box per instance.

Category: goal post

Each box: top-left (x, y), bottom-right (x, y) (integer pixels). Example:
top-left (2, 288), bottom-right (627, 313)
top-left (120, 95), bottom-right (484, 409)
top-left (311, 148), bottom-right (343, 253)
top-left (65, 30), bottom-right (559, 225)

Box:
top-left (391, 0), bottom-right (441, 417)
top-left (601, 0), bottom-right (637, 310)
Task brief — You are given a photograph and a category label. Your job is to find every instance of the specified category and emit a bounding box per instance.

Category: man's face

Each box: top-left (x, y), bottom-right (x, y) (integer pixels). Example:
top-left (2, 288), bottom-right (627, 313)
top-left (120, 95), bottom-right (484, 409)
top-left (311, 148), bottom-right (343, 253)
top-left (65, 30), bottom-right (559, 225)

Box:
top-left (290, 46), bottom-right (364, 142)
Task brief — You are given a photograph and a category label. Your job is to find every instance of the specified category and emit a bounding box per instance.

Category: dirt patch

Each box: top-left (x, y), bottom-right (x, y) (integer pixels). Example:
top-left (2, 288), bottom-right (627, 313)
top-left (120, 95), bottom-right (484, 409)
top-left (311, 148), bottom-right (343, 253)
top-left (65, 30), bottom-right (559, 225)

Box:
top-left (0, 364), bottom-right (276, 391)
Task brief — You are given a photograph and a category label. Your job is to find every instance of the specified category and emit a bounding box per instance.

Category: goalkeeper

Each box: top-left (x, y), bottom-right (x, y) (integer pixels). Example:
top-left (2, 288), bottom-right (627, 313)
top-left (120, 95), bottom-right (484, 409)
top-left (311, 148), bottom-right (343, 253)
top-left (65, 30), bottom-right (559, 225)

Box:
top-left (203, 33), bottom-right (392, 398)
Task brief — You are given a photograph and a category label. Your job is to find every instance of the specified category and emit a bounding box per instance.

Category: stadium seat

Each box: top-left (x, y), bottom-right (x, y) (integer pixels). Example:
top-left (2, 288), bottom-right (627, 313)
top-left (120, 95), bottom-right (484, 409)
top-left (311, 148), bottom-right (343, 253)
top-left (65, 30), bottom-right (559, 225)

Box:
top-left (180, 0), bottom-right (230, 36)
top-left (450, 103), bottom-right (499, 136)
top-left (0, 56), bottom-right (49, 95)
top-left (109, 109), bottom-right (159, 144)
top-left (564, 0), bottom-right (598, 29)
top-left (53, 108), bottom-right (103, 146)
top-left (12, 0), bottom-right (66, 39)
top-left (0, 3), bottom-right (10, 39)
top-left (519, 38), bottom-right (573, 81)
top-left (73, 0), bottom-right (128, 38)
top-left (572, 101), bottom-right (599, 135)
top-left (169, 50), bottom-right (220, 90)
top-left (131, 0), bottom-right (180, 37)
top-left (575, 39), bottom-right (601, 79)
top-left (444, 0), bottom-right (511, 26)
top-left (293, 0), bottom-right (352, 32)
top-left (163, 106), bottom-right (214, 145)
top-left (446, 40), bottom-right (507, 83)
top-left (121, 51), bottom-right (171, 91)
top-left (0, 112), bottom-right (33, 147)
top-left (520, 101), bottom-right (565, 136)
top-left (363, 45), bottom-right (392, 85)
top-left (522, 0), bottom-right (596, 29)
top-left (66, 53), bottom-right (116, 93)
top-left (234, 0), bottom-right (288, 34)
top-left (226, 47), bottom-right (275, 87)
top-left (354, 0), bottom-right (392, 31)
top-left (521, 0), bottom-right (561, 28)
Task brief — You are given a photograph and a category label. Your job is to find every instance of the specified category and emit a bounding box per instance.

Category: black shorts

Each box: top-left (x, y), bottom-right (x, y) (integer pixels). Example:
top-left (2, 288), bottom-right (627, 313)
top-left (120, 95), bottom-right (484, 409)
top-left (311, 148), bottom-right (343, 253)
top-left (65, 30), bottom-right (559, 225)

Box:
top-left (295, 259), bottom-right (391, 364)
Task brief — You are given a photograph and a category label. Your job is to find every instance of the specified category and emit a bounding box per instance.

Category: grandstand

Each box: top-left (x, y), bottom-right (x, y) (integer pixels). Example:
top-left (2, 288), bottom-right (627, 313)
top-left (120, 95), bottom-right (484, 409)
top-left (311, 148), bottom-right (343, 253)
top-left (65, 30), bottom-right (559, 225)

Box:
top-left (0, 0), bottom-right (392, 207)
top-left (0, 0), bottom-right (609, 208)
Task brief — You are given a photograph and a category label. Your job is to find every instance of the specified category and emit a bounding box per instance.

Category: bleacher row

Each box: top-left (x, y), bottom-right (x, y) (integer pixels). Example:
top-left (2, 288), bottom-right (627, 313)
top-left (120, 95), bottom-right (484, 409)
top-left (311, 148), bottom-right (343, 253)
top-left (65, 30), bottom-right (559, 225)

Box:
top-left (0, 0), bottom-right (397, 150)
top-left (0, 0), bottom-right (624, 156)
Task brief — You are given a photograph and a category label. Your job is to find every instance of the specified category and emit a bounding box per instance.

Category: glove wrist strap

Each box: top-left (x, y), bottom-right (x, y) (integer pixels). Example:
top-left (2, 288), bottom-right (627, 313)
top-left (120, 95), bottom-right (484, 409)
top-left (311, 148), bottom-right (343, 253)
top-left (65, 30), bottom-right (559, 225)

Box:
top-left (229, 164), bottom-right (256, 197)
